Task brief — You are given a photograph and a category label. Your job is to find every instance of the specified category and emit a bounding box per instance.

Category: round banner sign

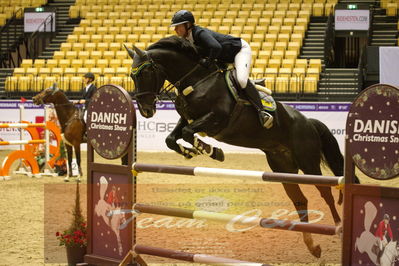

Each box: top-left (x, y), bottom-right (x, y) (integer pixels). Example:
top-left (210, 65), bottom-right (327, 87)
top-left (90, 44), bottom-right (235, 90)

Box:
top-left (87, 85), bottom-right (135, 159)
top-left (346, 84), bottom-right (399, 180)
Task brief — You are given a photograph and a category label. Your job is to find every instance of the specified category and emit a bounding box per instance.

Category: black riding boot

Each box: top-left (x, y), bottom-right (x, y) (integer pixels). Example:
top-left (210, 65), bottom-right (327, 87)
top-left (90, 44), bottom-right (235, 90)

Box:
top-left (243, 81), bottom-right (273, 128)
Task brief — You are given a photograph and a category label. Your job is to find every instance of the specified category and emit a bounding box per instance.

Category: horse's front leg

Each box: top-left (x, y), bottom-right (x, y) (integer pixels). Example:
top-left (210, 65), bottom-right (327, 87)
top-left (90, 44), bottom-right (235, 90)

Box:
top-left (181, 112), bottom-right (225, 162)
top-left (165, 118), bottom-right (198, 159)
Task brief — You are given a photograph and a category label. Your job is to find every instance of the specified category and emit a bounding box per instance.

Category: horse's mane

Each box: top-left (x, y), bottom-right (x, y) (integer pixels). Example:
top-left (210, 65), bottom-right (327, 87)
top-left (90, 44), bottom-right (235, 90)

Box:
top-left (147, 36), bottom-right (200, 60)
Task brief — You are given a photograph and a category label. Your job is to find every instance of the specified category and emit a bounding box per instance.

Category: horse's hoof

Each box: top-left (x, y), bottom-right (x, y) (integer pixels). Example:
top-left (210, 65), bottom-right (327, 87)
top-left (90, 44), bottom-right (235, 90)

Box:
top-left (64, 177), bottom-right (70, 182)
top-left (211, 148), bottom-right (224, 162)
top-left (311, 245), bottom-right (322, 258)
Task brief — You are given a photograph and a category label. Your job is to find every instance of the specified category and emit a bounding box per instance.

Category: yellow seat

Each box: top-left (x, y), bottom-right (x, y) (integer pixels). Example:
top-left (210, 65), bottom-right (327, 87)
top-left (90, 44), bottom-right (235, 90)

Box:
top-left (71, 59), bottom-right (83, 68)
top-left (96, 59), bottom-right (108, 69)
top-left (91, 35), bottom-right (102, 43)
top-left (309, 59), bottom-right (322, 72)
top-left (386, 3), bottom-right (397, 16)
top-left (271, 50), bottom-right (284, 59)
top-left (290, 76), bottom-right (303, 93)
top-left (18, 76), bottom-right (33, 92)
top-left (20, 59), bottom-right (33, 70)
top-left (277, 33), bottom-right (290, 42)
top-left (43, 76), bottom-right (57, 89)
top-left (90, 51), bottom-right (103, 60)
top-left (60, 42), bottom-right (72, 52)
top-left (69, 6), bottom-right (79, 18)
top-left (312, 3), bottom-right (324, 16)
top-left (259, 50), bottom-right (272, 61)
top-left (304, 77), bottom-right (317, 93)
top-left (72, 42), bottom-right (84, 52)
top-left (103, 35), bottom-right (114, 43)
top-left (46, 59), bottom-right (58, 69)
top-left (274, 41), bottom-right (287, 51)
top-left (26, 68), bottom-right (38, 78)
top-left (52, 68), bottom-right (64, 77)
top-left (122, 59), bottom-right (131, 68)
top-left (103, 67), bottom-right (115, 77)
top-left (70, 76), bottom-right (84, 92)
top-left (58, 59), bottom-right (71, 69)
top-left (53, 51), bottom-right (65, 59)
top-left (265, 67), bottom-right (278, 78)
top-left (280, 25), bottom-right (293, 34)
top-left (109, 59), bottom-right (122, 68)
top-left (64, 68), bottom-right (77, 77)
top-left (97, 42), bottom-right (109, 52)
top-left (295, 59), bottom-right (308, 69)
top-left (116, 50), bottom-right (128, 60)
top-left (96, 26), bottom-right (108, 35)
top-left (306, 68), bottom-right (320, 81)
top-left (78, 51), bottom-right (90, 60)
top-left (115, 34), bottom-right (127, 43)
top-left (5, 76), bottom-right (18, 92)
top-left (282, 58), bottom-right (295, 69)
top-left (287, 42), bottom-right (301, 53)
top-left (122, 76), bottom-right (135, 92)
top-left (103, 51), bottom-right (115, 60)
top-left (38, 67), bottom-right (51, 77)
top-left (65, 51), bottom-right (78, 59)
top-left (84, 42), bottom-right (96, 51)
top-left (90, 67), bottom-right (102, 76)
top-left (268, 58), bottom-right (281, 69)
top-left (293, 67), bottom-right (306, 79)
top-left (13, 67), bottom-right (25, 77)
top-left (79, 34), bottom-right (91, 43)
top-left (275, 76), bottom-right (289, 93)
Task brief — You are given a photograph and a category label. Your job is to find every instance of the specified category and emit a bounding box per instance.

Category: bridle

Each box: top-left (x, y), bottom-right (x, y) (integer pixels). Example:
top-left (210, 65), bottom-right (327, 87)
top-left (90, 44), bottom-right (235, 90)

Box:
top-left (130, 52), bottom-right (201, 102)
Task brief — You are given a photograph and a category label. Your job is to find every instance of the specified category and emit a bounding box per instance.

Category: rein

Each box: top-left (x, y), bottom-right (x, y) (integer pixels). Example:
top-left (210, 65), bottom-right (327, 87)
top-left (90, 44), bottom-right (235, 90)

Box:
top-left (132, 54), bottom-right (219, 102)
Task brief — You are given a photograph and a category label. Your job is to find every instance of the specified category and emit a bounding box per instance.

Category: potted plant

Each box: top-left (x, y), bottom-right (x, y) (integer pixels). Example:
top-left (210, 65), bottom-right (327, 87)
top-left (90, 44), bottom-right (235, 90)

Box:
top-left (56, 183), bottom-right (87, 265)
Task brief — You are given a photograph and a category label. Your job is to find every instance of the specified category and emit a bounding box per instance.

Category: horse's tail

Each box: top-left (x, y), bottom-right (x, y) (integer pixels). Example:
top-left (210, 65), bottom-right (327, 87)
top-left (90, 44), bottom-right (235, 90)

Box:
top-left (309, 118), bottom-right (345, 205)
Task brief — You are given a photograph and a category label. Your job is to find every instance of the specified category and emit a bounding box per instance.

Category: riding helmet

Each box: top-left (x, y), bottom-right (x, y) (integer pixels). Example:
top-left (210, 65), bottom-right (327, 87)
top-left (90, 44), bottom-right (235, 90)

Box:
top-left (84, 72), bottom-right (95, 80)
top-left (170, 10), bottom-right (195, 27)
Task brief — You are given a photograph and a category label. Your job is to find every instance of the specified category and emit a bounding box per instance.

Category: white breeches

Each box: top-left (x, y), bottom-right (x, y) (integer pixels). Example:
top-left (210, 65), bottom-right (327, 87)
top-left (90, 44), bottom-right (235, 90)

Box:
top-left (234, 39), bottom-right (252, 88)
top-left (83, 109), bottom-right (87, 123)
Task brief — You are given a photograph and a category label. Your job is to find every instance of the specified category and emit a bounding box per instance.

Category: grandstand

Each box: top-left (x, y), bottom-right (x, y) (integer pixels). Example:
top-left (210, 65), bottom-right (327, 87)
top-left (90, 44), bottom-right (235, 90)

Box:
top-left (0, 0), bottom-right (398, 101)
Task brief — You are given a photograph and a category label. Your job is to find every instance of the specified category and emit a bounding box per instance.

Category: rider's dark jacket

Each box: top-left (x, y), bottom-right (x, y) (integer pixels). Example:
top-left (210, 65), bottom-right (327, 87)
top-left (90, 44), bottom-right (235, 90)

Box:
top-left (191, 25), bottom-right (242, 63)
top-left (83, 83), bottom-right (97, 110)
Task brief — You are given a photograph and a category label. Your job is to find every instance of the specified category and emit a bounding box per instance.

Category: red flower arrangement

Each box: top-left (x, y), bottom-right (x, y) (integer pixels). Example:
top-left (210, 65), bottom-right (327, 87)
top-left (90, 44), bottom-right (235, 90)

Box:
top-left (56, 183), bottom-right (87, 248)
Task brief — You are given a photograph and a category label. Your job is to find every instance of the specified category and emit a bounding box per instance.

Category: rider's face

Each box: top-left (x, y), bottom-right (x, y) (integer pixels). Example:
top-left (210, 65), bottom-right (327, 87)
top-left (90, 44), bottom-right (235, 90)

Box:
top-left (174, 24), bottom-right (188, 38)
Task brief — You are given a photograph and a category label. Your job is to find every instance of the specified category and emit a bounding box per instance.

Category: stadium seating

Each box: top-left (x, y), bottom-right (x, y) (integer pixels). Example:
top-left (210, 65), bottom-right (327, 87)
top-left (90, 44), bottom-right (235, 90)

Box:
top-left (7, 0), bottom-right (346, 94)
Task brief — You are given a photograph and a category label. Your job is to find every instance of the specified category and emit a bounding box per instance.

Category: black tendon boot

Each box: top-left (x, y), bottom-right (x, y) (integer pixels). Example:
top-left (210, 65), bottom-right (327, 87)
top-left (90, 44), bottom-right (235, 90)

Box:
top-left (243, 81), bottom-right (273, 128)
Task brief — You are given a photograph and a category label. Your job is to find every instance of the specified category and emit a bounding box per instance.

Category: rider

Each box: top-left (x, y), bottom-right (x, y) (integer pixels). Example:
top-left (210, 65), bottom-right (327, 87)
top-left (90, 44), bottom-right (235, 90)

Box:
top-left (170, 10), bottom-right (273, 128)
top-left (75, 72), bottom-right (97, 122)
top-left (375, 213), bottom-right (393, 263)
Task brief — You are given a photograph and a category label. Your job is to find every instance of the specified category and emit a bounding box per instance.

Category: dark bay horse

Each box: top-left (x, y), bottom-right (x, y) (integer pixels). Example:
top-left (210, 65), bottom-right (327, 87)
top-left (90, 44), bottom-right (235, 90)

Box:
top-left (126, 36), bottom-right (345, 258)
top-left (33, 87), bottom-right (85, 181)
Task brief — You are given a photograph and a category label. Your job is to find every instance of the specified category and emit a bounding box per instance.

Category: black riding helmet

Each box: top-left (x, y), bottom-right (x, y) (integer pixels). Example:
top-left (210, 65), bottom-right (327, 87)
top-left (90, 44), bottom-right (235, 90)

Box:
top-left (84, 72), bottom-right (95, 81)
top-left (170, 10), bottom-right (195, 27)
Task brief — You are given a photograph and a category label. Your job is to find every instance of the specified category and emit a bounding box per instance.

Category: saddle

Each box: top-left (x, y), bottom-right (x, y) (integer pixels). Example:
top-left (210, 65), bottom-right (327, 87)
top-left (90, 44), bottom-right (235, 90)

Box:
top-left (225, 69), bottom-right (276, 112)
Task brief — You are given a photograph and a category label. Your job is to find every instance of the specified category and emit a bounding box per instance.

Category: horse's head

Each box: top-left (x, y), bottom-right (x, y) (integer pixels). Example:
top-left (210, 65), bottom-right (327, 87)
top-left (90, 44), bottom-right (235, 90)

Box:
top-left (125, 45), bottom-right (165, 118)
top-left (32, 86), bottom-right (61, 105)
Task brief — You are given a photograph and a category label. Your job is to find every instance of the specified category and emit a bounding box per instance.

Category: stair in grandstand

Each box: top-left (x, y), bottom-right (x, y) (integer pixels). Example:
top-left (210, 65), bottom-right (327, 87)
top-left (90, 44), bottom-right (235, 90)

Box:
top-left (0, 24), bottom-right (24, 55)
top-left (370, 6), bottom-right (398, 46)
top-left (318, 68), bottom-right (360, 100)
top-left (299, 16), bottom-right (328, 63)
top-left (38, 0), bottom-right (79, 59)
top-left (0, 68), bottom-right (13, 99)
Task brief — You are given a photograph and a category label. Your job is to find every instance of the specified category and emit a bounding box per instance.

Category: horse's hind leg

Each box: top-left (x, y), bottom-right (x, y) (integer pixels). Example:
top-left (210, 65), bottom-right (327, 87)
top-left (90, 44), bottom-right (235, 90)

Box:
top-left (65, 144), bottom-right (73, 182)
top-left (265, 151), bottom-right (321, 258)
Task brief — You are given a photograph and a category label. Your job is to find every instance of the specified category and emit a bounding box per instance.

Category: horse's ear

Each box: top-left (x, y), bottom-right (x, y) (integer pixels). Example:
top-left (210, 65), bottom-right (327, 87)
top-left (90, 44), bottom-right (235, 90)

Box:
top-left (133, 45), bottom-right (147, 58)
top-left (123, 44), bottom-right (136, 59)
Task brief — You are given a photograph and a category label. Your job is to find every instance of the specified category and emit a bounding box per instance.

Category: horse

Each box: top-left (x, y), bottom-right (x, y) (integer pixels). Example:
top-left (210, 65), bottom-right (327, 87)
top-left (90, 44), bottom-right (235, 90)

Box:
top-left (32, 87), bottom-right (85, 181)
top-left (125, 36), bottom-right (347, 258)
top-left (380, 241), bottom-right (399, 266)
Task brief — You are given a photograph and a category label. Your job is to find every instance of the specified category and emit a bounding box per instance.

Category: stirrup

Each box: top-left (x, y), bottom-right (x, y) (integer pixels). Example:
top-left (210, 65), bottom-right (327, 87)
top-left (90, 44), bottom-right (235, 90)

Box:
top-left (259, 111), bottom-right (273, 129)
